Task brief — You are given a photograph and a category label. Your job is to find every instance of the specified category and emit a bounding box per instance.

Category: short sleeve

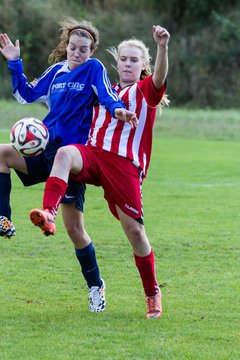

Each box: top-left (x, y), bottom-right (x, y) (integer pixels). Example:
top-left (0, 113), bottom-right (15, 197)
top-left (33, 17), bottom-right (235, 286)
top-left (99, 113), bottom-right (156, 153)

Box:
top-left (137, 75), bottom-right (166, 107)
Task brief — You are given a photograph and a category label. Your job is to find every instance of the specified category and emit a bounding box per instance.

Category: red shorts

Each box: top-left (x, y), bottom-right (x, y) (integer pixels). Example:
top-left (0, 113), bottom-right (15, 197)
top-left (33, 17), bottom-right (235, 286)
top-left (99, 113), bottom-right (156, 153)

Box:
top-left (70, 145), bottom-right (144, 222)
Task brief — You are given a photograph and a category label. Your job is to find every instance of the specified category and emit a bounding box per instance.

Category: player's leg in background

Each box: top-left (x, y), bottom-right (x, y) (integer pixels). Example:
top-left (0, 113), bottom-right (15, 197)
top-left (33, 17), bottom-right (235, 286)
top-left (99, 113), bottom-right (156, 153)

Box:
top-left (0, 144), bottom-right (27, 237)
top-left (61, 203), bottom-right (106, 312)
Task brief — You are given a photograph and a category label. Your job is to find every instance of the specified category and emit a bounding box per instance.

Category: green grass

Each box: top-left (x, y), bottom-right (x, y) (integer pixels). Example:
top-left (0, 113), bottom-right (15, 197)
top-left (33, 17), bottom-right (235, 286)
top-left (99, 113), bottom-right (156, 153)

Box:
top-left (0, 103), bottom-right (240, 359)
top-left (0, 100), bottom-right (48, 131)
top-left (157, 107), bottom-right (240, 141)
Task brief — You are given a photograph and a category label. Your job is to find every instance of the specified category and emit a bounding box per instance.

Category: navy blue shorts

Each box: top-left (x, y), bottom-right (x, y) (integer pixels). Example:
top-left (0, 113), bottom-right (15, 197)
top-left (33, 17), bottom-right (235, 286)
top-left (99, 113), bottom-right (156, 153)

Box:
top-left (15, 138), bottom-right (86, 212)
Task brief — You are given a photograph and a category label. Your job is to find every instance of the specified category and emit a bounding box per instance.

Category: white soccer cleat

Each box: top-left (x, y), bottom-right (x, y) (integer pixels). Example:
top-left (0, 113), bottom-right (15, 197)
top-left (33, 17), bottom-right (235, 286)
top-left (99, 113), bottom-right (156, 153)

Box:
top-left (88, 278), bottom-right (106, 312)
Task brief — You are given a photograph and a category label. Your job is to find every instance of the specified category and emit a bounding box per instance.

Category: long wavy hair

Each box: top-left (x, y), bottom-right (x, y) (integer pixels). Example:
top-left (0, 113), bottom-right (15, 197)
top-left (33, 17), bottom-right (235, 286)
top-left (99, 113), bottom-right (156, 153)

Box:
top-left (48, 17), bottom-right (100, 64)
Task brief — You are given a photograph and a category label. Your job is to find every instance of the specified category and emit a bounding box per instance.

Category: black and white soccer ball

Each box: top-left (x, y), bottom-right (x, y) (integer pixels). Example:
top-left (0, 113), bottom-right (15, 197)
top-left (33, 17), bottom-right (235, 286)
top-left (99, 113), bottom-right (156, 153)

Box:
top-left (10, 117), bottom-right (49, 157)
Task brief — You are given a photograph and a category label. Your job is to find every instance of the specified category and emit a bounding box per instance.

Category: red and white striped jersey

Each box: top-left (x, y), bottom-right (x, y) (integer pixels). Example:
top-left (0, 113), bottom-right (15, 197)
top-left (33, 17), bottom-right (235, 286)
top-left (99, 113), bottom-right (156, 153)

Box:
top-left (88, 75), bottom-right (166, 176)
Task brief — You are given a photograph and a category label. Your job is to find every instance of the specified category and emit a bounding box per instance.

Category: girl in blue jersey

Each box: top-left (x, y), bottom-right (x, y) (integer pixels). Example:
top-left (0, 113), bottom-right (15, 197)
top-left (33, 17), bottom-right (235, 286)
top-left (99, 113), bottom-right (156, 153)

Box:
top-left (0, 17), bottom-right (137, 312)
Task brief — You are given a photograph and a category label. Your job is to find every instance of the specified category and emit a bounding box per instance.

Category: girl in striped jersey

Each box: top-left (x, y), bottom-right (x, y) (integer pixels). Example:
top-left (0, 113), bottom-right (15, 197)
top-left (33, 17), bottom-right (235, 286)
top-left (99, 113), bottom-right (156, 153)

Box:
top-left (30, 25), bottom-right (170, 319)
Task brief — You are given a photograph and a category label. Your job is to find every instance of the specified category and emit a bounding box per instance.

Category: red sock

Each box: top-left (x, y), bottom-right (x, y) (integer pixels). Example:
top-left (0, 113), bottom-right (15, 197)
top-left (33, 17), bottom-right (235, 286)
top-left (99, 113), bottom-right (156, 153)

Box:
top-left (43, 176), bottom-right (68, 215)
top-left (134, 249), bottom-right (159, 296)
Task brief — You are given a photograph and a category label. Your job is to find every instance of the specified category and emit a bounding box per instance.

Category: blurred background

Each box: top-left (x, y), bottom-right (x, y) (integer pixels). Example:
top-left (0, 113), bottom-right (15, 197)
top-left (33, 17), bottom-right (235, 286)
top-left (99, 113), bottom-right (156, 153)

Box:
top-left (0, 0), bottom-right (239, 108)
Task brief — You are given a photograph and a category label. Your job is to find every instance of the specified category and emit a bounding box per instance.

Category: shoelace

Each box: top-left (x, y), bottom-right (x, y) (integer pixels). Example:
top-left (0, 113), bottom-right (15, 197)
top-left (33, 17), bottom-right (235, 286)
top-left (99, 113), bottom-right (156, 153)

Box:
top-left (89, 286), bottom-right (102, 307)
top-left (146, 297), bottom-right (156, 313)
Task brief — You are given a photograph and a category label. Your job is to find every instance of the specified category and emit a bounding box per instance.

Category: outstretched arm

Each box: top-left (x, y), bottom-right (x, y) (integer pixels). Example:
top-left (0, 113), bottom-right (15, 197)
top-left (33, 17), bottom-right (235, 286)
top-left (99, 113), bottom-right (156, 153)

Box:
top-left (151, 25), bottom-right (170, 89)
top-left (114, 108), bottom-right (138, 128)
top-left (0, 33), bottom-right (20, 60)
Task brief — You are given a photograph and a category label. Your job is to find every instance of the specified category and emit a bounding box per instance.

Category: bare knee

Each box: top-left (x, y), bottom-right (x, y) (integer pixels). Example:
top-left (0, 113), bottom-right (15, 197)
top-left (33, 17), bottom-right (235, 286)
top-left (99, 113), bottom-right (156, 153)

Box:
top-left (125, 222), bottom-right (146, 243)
top-left (63, 214), bottom-right (90, 248)
top-left (65, 221), bottom-right (81, 238)
top-left (0, 144), bottom-right (26, 173)
top-left (54, 146), bottom-right (82, 174)
top-left (61, 204), bottom-right (90, 248)
top-left (55, 147), bottom-right (73, 168)
top-left (66, 224), bottom-right (90, 248)
top-left (124, 222), bottom-right (151, 255)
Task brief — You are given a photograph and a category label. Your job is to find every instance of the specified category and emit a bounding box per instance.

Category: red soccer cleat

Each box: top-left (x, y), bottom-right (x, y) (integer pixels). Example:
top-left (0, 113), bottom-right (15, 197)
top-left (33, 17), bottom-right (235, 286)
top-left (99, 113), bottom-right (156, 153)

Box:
top-left (29, 209), bottom-right (56, 236)
top-left (146, 288), bottom-right (162, 319)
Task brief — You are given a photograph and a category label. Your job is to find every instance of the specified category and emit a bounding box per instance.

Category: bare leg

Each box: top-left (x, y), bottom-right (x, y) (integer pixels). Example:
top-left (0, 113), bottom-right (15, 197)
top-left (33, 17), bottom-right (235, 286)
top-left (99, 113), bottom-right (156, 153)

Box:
top-left (49, 145), bottom-right (83, 181)
top-left (115, 205), bottom-right (161, 318)
top-left (115, 205), bottom-right (151, 256)
top-left (61, 203), bottom-right (91, 249)
top-left (0, 144), bottom-right (27, 173)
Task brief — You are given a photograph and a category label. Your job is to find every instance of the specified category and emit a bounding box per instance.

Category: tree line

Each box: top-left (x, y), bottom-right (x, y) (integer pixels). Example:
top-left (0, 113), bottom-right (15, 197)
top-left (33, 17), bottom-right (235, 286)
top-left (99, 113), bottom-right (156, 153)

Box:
top-left (0, 0), bottom-right (239, 108)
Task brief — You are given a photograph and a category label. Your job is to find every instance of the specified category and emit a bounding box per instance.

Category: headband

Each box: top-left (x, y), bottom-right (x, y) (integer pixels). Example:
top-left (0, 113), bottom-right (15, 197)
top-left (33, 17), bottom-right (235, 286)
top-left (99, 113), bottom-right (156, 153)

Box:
top-left (69, 28), bottom-right (95, 43)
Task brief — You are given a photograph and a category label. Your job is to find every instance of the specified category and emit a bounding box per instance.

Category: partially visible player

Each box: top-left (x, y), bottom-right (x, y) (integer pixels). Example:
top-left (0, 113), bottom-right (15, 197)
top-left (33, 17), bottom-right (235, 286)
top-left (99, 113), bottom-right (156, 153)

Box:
top-left (0, 17), bottom-right (136, 312)
top-left (30, 25), bottom-right (170, 318)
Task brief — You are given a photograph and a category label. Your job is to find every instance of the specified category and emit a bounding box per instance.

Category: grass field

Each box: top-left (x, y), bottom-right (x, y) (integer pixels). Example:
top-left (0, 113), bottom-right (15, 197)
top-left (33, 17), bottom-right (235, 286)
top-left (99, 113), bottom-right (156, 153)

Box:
top-left (0, 102), bottom-right (239, 359)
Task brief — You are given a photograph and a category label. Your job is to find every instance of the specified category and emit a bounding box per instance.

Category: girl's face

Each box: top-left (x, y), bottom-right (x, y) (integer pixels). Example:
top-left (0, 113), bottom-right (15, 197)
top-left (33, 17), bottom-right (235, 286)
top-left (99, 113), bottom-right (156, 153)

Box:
top-left (117, 45), bottom-right (146, 87)
top-left (66, 34), bottom-right (92, 70)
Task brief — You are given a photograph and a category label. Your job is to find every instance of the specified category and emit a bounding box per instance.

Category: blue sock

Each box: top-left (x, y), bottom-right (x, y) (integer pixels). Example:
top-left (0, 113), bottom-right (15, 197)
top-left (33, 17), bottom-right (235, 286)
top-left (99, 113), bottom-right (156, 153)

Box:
top-left (0, 173), bottom-right (12, 219)
top-left (75, 242), bottom-right (102, 288)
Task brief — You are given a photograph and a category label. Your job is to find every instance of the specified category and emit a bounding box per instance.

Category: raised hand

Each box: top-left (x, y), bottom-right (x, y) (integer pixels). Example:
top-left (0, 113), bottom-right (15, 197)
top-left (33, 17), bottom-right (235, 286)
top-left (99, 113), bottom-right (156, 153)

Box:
top-left (0, 33), bottom-right (20, 60)
top-left (152, 25), bottom-right (170, 48)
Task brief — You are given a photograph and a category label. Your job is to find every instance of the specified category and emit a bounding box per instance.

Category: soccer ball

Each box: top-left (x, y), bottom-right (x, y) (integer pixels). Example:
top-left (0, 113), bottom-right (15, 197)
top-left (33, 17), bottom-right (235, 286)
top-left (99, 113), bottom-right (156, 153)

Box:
top-left (10, 117), bottom-right (49, 157)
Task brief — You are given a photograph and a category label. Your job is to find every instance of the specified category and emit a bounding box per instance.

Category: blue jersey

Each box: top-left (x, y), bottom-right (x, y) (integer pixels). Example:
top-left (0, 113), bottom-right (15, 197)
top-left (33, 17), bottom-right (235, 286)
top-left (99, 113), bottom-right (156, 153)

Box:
top-left (8, 58), bottom-right (124, 145)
